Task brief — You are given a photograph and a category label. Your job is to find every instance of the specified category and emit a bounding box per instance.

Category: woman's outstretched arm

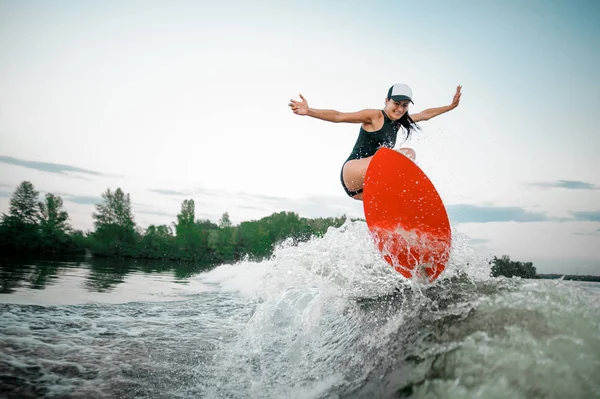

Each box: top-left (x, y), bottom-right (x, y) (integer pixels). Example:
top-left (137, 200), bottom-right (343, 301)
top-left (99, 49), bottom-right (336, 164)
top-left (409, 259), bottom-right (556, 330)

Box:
top-left (289, 94), bottom-right (380, 124)
top-left (411, 85), bottom-right (462, 122)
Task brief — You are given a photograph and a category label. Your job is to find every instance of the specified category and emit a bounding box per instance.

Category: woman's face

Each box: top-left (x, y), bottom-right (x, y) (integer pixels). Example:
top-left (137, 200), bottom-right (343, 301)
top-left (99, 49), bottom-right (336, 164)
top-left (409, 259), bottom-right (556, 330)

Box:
top-left (385, 99), bottom-right (410, 120)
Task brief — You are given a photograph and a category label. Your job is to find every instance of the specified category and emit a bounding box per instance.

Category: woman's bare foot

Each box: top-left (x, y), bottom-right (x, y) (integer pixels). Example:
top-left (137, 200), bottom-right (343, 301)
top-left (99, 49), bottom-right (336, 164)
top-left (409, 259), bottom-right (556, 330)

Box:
top-left (396, 147), bottom-right (416, 161)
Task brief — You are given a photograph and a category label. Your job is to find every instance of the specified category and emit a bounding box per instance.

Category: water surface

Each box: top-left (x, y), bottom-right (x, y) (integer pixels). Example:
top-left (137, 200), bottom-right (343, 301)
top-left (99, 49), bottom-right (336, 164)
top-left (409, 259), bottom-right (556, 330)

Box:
top-left (1, 221), bottom-right (599, 398)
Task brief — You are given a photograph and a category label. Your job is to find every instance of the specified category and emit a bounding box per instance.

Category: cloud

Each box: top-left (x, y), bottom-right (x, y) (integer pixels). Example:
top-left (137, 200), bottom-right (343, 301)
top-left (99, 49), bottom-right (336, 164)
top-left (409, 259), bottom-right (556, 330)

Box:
top-left (148, 189), bottom-right (189, 196)
top-left (446, 204), bottom-right (555, 224)
top-left (571, 210), bottom-right (600, 222)
top-left (0, 155), bottom-right (109, 177)
top-left (529, 180), bottom-right (599, 190)
top-left (62, 195), bottom-right (103, 205)
top-left (0, 188), bottom-right (101, 205)
top-left (237, 204), bottom-right (270, 211)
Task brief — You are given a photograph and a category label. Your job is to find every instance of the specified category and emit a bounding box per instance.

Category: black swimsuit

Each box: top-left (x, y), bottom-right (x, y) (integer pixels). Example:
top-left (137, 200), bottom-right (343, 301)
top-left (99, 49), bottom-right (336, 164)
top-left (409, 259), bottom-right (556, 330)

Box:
top-left (340, 110), bottom-right (401, 197)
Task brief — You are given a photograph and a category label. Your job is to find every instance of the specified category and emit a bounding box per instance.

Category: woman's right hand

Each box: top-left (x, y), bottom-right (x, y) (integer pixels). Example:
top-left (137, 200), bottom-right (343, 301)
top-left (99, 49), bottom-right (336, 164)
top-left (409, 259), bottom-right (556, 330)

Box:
top-left (289, 94), bottom-right (309, 115)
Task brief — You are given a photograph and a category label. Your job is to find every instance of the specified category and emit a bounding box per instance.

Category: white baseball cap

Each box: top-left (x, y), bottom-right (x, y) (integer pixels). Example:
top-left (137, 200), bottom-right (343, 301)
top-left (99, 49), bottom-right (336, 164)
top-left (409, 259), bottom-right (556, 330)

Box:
top-left (387, 83), bottom-right (413, 104)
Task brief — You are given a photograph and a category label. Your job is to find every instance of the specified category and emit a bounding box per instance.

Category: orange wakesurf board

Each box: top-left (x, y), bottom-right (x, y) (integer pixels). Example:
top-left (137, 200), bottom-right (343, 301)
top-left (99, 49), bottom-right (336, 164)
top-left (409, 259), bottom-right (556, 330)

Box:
top-left (363, 148), bottom-right (451, 282)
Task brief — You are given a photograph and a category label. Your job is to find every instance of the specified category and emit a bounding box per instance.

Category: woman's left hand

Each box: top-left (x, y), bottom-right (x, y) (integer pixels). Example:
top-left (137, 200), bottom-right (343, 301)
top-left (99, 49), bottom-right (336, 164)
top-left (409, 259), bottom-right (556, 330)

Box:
top-left (450, 85), bottom-right (462, 109)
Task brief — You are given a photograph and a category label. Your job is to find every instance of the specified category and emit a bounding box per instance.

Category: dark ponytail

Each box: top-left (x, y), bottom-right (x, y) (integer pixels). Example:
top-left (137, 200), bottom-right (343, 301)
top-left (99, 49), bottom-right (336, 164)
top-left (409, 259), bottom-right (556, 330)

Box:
top-left (393, 113), bottom-right (420, 144)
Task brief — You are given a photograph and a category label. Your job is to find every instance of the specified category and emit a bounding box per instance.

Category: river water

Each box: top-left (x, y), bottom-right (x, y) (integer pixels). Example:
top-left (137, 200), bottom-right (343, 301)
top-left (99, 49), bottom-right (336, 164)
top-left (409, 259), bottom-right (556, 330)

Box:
top-left (1, 220), bottom-right (599, 398)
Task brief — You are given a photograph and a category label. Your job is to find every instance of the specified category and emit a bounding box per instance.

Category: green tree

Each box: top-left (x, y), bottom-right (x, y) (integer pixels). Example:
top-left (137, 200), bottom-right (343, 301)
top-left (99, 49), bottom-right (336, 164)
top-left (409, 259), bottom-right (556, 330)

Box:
top-left (38, 193), bottom-right (76, 253)
top-left (68, 230), bottom-right (89, 254)
top-left (7, 181), bottom-right (40, 225)
top-left (0, 181), bottom-right (41, 253)
top-left (174, 199), bottom-right (206, 261)
top-left (176, 199), bottom-right (195, 236)
top-left (90, 188), bottom-right (138, 257)
top-left (219, 212), bottom-right (232, 228)
top-left (197, 219), bottom-right (219, 262)
top-left (140, 224), bottom-right (174, 259)
top-left (93, 188), bottom-right (136, 231)
top-left (237, 220), bottom-right (271, 259)
top-left (491, 255), bottom-right (537, 279)
top-left (263, 211), bottom-right (312, 244)
top-left (39, 193), bottom-right (69, 232)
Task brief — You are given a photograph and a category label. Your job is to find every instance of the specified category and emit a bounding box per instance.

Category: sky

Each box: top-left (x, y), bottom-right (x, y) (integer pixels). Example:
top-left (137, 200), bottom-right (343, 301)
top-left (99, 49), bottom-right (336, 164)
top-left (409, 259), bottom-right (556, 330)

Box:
top-left (1, 0), bottom-right (599, 274)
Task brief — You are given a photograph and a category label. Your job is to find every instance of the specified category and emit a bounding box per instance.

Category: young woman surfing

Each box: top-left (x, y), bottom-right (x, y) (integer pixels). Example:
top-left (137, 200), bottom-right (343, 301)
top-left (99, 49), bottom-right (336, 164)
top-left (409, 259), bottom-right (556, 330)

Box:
top-left (289, 84), bottom-right (462, 200)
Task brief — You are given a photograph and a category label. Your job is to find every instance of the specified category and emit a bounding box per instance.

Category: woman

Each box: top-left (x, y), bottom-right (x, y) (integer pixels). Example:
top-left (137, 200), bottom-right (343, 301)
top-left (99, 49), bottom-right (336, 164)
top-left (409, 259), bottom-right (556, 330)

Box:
top-left (289, 84), bottom-right (462, 200)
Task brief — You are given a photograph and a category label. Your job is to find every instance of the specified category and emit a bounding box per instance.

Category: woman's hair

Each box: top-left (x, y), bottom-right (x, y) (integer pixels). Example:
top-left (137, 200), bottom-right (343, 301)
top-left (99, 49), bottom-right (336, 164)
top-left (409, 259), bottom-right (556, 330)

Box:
top-left (393, 113), bottom-right (420, 144)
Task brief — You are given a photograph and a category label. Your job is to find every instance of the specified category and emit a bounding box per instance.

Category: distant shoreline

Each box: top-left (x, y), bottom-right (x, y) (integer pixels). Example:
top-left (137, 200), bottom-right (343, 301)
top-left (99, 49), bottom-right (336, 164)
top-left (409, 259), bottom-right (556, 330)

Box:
top-left (537, 274), bottom-right (600, 282)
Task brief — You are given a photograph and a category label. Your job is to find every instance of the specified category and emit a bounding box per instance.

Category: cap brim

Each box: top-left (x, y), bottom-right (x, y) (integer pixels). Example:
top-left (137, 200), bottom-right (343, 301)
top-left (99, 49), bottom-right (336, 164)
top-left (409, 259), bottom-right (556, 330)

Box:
top-left (390, 95), bottom-right (414, 104)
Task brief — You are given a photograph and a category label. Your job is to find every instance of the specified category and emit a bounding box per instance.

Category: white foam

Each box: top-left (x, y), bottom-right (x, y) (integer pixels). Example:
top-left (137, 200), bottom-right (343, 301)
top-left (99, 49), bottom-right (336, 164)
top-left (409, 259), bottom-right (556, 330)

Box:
top-left (199, 219), bottom-right (492, 303)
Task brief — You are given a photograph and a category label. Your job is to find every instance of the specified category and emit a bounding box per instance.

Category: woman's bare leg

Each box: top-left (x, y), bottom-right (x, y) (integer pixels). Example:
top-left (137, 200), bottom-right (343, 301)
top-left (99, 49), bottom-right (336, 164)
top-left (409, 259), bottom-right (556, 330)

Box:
top-left (342, 156), bottom-right (374, 201)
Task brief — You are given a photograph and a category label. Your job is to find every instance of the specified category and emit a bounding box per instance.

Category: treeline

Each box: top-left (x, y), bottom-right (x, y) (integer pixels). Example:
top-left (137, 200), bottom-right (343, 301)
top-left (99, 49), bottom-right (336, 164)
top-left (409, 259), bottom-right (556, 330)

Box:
top-left (491, 256), bottom-right (600, 281)
top-left (5, 181), bottom-right (586, 280)
top-left (490, 255), bottom-right (537, 279)
top-left (537, 274), bottom-right (600, 282)
top-left (0, 182), bottom-right (86, 255)
top-left (0, 181), bottom-right (348, 265)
